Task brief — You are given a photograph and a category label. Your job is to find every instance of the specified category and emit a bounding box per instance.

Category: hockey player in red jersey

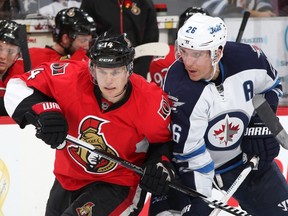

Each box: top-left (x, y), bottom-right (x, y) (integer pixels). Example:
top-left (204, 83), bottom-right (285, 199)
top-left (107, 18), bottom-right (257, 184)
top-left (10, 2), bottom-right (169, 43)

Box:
top-left (0, 20), bottom-right (25, 116)
top-left (29, 7), bottom-right (97, 68)
top-left (4, 32), bottom-right (175, 216)
top-left (149, 7), bottom-right (209, 88)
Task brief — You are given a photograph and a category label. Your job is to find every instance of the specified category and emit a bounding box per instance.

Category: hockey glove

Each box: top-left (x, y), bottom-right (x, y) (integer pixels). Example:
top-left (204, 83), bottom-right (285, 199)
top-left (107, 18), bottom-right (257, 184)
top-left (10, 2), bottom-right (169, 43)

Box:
top-left (241, 115), bottom-right (280, 171)
top-left (140, 161), bottom-right (175, 195)
top-left (26, 102), bottom-right (68, 149)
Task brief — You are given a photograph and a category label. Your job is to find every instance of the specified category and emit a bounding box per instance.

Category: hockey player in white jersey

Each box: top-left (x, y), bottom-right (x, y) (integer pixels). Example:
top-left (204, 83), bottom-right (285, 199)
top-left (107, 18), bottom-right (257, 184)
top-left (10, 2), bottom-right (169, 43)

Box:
top-left (151, 13), bottom-right (288, 215)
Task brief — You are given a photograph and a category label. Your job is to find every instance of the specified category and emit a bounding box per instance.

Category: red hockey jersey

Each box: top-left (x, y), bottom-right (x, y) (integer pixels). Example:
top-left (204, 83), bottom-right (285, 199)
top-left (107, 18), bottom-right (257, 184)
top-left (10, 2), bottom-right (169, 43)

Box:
top-left (29, 47), bottom-right (89, 69)
top-left (0, 59), bottom-right (24, 97)
top-left (149, 45), bottom-right (176, 88)
top-left (12, 60), bottom-right (171, 190)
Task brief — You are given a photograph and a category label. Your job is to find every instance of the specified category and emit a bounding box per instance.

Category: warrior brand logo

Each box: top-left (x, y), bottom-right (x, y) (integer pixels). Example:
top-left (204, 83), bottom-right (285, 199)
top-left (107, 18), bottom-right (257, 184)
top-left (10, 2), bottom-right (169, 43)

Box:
top-left (76, 202), bottom-right (95, 216)
top-left (42, 102), bottom-right (60, 111)
top-left (244, 126), bottom-right (271, 136)
top-left (278, 199), bottom-right (288, 211)
top-left (68, 116), bottom-right (118, 174)
top-left (51, 62), bottom-right (69, 75)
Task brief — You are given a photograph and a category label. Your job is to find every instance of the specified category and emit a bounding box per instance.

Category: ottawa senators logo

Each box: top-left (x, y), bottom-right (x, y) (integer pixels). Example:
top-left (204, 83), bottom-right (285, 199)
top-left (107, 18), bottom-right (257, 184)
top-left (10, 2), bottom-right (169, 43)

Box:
top-left (76, 202), bottom-right (94, 216)
top-left (68, 116), bottom-right (118, 173)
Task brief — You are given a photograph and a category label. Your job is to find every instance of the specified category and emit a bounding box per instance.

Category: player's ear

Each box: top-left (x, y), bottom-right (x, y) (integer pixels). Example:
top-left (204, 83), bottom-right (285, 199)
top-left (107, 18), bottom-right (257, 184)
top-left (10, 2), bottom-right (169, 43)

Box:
top-left (61, 34), bottom-right (70, 46)
top-left (215, 47), bottom-right (223, 62)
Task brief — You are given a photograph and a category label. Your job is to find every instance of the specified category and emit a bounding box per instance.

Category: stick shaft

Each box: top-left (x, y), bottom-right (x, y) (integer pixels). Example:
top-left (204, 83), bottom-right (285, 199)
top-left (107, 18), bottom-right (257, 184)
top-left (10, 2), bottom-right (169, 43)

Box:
top-left (252, 95), bottom-right (288, 149)
top-left (134, 42), bottom-right (169, 59)
top-left (65, 135), bottom-right (251, 216)
top-left (209, 156), bottom-right (258, 216)
top-left (18, 24), bottom-right (31, 72)
top-left (236, 11), bottom-right (250, 43)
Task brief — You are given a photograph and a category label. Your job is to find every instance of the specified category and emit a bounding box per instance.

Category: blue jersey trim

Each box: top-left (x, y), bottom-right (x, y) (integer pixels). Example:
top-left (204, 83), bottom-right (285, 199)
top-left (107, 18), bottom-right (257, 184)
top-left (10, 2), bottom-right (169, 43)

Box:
top-left (194, 161), bottom-right (215, 173)
top-left (215, 160), bottom-right (244, 174)
top-left (260, 78), bottom-right (282, 96)
top-left (175, 144), bottom-right (206, 160)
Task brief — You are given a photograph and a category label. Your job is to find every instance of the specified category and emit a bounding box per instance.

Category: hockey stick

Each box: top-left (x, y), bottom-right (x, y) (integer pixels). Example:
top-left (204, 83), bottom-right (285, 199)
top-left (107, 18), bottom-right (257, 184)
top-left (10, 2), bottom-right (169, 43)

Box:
top-left (235, 11), bottom-right (250, 43)
top-left (134, 42), bottom-right (169, 59)
top-left (17, 24), bottom-right (31, 72)
top-left (209, 156), bottom-right (259, 216)
top-left (252, 95), bottom-right (288, 149)
top-left (65, 135), bottom-right (251, 216)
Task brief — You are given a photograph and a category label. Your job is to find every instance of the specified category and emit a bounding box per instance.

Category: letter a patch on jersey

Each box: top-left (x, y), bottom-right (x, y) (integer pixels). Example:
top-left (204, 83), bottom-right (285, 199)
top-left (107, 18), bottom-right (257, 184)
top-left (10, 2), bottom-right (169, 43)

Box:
top-left (51, 62), bottom-right (69, 76)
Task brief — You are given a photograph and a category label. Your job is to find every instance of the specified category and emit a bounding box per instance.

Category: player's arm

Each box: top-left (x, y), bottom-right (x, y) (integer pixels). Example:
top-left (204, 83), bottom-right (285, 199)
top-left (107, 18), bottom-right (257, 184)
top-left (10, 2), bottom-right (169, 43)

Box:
top-left (4, 78), bottom-right (68, 149)
top-left (174, 105), bottom-right (214, 197)
top-left (138, 86), bottom-right (175, 195)
top-left (241, 47), bottom-right (282, 171)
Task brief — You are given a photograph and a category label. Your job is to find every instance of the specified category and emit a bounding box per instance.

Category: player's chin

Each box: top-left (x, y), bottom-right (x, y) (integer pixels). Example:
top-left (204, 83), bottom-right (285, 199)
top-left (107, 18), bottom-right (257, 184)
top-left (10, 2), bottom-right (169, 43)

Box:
top-left (187, 73), bottom-right (201, 81)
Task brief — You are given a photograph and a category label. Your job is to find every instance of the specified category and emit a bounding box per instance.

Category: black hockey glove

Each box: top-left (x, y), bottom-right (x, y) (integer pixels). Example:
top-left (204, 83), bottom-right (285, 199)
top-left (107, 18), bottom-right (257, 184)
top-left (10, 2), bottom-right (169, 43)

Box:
top-left (140, 161), bottom-right (175, 195)
top-left (241, 115), bottom-right (280, 171)
top-left (26, 102), bottom-right (68, 149)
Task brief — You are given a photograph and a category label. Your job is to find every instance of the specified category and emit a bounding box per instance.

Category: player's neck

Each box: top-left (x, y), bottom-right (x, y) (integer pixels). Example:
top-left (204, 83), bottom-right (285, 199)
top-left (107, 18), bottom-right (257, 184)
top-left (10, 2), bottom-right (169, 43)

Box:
top-left (212, 64), bottom-right (220, 80)
top-left (52, 43), bottom-right (66, 56)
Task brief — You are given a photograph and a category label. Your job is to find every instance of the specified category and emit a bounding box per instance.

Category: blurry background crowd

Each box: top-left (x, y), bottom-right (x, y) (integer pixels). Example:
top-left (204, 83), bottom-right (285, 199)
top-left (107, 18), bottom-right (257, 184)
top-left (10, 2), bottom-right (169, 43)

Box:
top-left (0, 0), bottom-right (287, 19)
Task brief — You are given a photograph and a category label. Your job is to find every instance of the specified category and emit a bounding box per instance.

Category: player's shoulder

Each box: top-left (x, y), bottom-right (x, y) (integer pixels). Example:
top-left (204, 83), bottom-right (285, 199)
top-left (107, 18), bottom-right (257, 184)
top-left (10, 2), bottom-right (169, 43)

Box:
top-left (224, 41), bottom-right (264, 60)
top-left (29, 47), bottom-right (55, 55)
top-left (30, 59), bottom-right (89, 81)
top-left (130, 73), bottom-right (167, 98)
top-left (222, 41), bottom-right (270, 75)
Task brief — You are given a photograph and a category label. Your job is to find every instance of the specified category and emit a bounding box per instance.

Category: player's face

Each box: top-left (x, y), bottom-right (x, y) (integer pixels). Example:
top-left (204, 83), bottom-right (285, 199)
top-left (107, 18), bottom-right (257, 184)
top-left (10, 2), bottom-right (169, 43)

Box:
top-left (180, 47), bottom-right (213, 81)
top-left (93, 65), bottom-right (129, 103)
top-left (0, 41), bottom-right (20, 75)
top-left (70, 34), bottom-right (92, 53)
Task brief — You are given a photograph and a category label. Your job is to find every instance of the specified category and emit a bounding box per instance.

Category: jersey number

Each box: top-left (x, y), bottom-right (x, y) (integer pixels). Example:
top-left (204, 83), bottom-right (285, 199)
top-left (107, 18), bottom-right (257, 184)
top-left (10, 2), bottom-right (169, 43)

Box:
top-left (172, 124), bottom-right (182, 143)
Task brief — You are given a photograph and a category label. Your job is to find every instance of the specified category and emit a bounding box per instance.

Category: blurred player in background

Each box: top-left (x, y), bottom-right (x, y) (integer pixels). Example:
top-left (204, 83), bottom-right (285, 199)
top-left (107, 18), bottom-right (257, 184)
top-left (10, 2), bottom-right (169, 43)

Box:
top-left (80, 0), bottom-right (159, 79)
top-left (0, 20), bottom-right (25, 116)
top-left (29, 7), bottom-right (96, 68)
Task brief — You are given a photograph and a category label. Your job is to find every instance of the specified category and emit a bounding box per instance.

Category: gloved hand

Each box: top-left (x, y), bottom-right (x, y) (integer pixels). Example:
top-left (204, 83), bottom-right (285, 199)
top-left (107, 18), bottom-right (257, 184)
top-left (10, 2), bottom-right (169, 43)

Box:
top-left (241, 115), bottom-right (280, 171)
top-left (140, 161), bottom-right (175, 195)
top-left (27, 102), bottom-right (68, 148)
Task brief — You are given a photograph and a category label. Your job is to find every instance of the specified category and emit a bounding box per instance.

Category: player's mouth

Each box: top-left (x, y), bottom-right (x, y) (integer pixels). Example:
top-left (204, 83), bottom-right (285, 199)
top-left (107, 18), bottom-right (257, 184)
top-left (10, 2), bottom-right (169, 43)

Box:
top-left (104, 87), bottom-right (116, 91)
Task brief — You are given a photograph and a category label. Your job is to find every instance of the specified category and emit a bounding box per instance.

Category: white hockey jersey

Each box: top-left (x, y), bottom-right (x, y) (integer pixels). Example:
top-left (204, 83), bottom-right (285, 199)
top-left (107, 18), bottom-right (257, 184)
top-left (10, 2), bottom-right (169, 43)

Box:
top-left (164, 41), bottom-right (282, 187)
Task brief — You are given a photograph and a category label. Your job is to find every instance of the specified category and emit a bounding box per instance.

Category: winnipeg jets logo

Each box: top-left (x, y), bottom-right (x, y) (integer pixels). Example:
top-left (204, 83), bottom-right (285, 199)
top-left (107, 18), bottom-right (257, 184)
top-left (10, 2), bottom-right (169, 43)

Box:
top-left (206, 113), bottom-right (246, 150)
top-left (278, 199), bottom-right (288, 211)
top-left (213, 115), bottom-right (240, 146)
